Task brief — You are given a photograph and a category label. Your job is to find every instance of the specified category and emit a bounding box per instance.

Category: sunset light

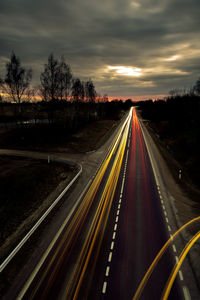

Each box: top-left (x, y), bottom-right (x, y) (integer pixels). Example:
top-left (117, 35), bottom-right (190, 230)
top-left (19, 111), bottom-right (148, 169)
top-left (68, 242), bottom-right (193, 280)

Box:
top-left (130, 1), bottom-right (140, 8)
top-left (108, 66), bottom-right (142, 77)
top-left (164, 55), bottom-right (181, 61)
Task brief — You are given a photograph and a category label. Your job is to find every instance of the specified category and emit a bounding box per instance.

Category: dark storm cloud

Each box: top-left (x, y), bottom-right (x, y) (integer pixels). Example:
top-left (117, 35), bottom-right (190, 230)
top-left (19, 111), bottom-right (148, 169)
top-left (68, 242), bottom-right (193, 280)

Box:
top-left (0, 0), bottom-right (200, 98)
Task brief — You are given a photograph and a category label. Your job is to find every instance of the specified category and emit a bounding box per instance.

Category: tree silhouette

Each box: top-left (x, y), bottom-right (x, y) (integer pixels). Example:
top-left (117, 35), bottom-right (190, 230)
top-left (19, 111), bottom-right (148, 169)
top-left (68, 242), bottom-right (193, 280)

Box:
top-left (85, 79), bottom-right (96, 102)
top-left (0, 52), bottom-right (32, 103)
top-left (40, 54), bottom-right (59, 101)
top-left (194, 78), bottom-right (200, 95)
top-left (57, 56), bottom-right (72, 101)
top-left (71, 78), bottom-right (85, 101)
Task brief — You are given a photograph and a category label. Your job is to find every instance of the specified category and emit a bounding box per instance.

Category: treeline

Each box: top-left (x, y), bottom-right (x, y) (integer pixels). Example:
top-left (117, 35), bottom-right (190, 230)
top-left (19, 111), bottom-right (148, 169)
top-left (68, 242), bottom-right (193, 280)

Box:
top-left (138, 86), bottom-right (200, 187)
top-left (0, 52), bottom-right (133, 131)
top-left (0, 52), bottom-right (106, 103)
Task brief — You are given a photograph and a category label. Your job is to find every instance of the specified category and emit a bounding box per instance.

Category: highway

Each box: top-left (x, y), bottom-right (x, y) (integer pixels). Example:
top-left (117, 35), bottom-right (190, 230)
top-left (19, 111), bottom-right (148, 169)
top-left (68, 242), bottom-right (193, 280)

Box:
top-left (4, 107), bottom-right (194, 299)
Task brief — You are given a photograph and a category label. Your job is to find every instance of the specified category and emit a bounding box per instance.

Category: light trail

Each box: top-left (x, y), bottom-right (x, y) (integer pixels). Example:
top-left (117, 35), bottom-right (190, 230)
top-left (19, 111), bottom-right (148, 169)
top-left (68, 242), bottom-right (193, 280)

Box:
top-left (161, 230), bottom-right (200, 300)
top-left (66, 110), bottom-right (131, 299)
top-left (17, 109), bottom-right (132, 300)
top-left (132, 216), bottom-right (200, 300)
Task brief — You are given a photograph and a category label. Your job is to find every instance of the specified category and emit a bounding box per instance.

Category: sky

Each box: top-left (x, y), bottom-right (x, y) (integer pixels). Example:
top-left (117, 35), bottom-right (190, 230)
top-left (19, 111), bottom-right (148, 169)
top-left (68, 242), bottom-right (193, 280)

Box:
top-left (0, 0), bottom-right (200, 100)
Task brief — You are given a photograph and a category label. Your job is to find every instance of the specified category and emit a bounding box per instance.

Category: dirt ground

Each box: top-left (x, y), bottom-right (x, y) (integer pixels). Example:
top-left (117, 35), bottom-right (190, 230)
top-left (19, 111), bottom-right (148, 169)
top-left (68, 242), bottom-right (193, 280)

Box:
top-left (0, 155), bottom-right (77, 261)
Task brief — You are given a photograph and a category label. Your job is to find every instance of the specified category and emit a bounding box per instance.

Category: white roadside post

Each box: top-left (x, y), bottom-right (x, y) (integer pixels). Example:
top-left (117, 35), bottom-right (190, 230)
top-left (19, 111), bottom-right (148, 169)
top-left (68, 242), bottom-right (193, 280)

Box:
top-left (179, 169), bottom-right (182, 180)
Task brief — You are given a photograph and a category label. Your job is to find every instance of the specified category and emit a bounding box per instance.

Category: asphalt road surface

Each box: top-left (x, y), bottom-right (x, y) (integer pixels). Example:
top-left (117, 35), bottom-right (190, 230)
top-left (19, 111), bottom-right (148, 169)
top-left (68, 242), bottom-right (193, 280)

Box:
top-left (5, 108), bottom-right (189, 299)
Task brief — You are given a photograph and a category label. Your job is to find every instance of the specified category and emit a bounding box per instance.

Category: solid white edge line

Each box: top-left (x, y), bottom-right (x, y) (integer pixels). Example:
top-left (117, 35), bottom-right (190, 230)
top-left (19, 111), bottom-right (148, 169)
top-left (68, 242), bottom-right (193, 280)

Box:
top-left (0, 163), bottom-right (82, 273)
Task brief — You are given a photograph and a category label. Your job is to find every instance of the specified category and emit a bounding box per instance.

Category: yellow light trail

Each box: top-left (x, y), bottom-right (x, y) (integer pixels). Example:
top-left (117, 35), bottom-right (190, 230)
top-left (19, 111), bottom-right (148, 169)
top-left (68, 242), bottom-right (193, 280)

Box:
top-left (161, 230), bottom-right (200, 300)
top-left (132, 216), bottom-right (200, 300)
top-left (18, 109), bottom-right (132, 300)
top-left (65, 110), bottom-right (131, 299)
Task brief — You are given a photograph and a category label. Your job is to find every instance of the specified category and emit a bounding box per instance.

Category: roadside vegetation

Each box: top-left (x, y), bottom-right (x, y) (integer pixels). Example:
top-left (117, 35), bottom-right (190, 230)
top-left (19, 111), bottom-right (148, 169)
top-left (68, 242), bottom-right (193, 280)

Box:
top-left (138, 83), bottom-right (200, 196)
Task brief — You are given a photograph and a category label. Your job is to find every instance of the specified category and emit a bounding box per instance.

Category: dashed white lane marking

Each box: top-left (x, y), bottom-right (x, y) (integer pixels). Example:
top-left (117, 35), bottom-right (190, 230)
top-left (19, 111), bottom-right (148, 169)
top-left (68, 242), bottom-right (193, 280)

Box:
top-left (108, 252), bottom-right (112, 262)
top-left (102, 146), bottom-right (129, 295)
top-left (172, 244), bottom-right (177, 253)
top-left (120, 178), bottom-right (125, 194)
top-left (156, 159), bottom-right (187, 295)
top-left (179, 270), bottom-right (184, 281)
top-left (102, 282), bottom-right (107, 294)
top-left (110, 241), bottom-right (114, 250)
top-left (182, 286), bottom-right (191, 300)
top-left (106, 266), bottom-right (110, 276)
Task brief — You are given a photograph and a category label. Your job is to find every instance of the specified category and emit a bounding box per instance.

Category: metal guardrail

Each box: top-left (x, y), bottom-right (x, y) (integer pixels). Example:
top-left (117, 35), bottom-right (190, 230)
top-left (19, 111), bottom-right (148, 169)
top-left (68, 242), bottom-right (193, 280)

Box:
top-left (0, 161), bottom-right (82, 273)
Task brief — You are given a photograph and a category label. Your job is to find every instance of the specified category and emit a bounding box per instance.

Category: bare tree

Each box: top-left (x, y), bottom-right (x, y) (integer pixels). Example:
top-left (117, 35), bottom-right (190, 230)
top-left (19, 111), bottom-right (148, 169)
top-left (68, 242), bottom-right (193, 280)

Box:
top-left (193, 78), bottom-right (200, 95)
top-left (71, 78), bottom-right (85, 101)
top-left (0, 52), bottom-right (32, 103)
top-left (40, 54), bottom-right (59, 101)
top-left (85, 79), bottom-right (97, 102)
top-left (57, 56), bottom-right (72, 101)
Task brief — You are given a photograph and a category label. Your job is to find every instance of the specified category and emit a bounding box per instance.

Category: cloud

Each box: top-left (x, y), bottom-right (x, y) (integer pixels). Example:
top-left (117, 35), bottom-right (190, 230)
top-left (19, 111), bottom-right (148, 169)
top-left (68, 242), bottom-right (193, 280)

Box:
top-left (0, 0), bottom-right (200, 98)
